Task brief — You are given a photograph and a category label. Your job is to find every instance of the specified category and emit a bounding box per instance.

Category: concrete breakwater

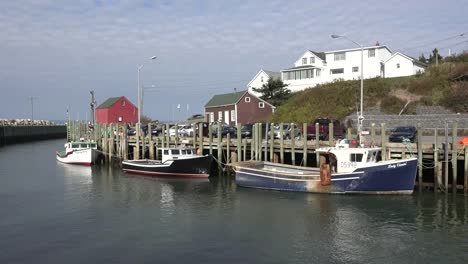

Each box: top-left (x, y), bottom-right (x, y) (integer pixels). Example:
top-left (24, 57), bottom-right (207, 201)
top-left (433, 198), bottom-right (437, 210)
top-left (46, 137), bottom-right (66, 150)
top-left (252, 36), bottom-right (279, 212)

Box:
top-left (0, 125), bottom-right (66, 145)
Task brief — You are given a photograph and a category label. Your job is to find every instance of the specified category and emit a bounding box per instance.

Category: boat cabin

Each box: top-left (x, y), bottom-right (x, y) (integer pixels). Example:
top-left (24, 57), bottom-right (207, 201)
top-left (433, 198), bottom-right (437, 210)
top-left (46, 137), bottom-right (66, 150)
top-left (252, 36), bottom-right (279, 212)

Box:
top-left (65, 141), bottom-right (97, 151)
top-left (317, 139), bottom-right (382, 173)
top-left (161, 148), bottom-right (198, 163)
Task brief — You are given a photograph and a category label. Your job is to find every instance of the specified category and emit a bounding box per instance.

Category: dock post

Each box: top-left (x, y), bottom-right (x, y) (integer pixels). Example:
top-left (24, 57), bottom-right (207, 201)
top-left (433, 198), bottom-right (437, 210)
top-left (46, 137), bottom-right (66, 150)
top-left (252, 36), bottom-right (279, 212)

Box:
top-left (109, 123), bottom-right (114, 161)
top-left (280, 123), bottom-right (284, 164)
top-left (199, 123), bottom-right (204, 155)
top-left (161, 125), bottom-right (165, 151)
top-left (444, 122), bottom-right (449, 193)
top-left (103, 123), bottom-right (108, 162)
top-left (250, 123), bottom-right (257, 160)
top-left (209, 124), bottom-right (213, 155)
top-left (192, 126), bottom-right (196, 148)
top-left (381, 123), bottom-right (386, 160)
top-left (434, 128), bottom-right (439, 192)
top-left (148, 123), bottom-right (154, 160)
top-left (174, 123), bottom-right (179, 147)
top-left (291, 123), bottom-right (295, 165)
top-left (329, 121), bottom-right (334, 146)
top-left (227, 133), bottom-right (231, 164)
top-left (303, 123), bottom-right (307, 167)
top-left (236, 123), bottom-right (241, 162)
top-left (142, 126), bottom-right (146, 159)
top-left (258, 123), bottom-right (263, 161)
top-left (217, 122), bottom-right (222, 164)
top-left (155, 137), bottom-right (159, 160)
top-left (417, 123), bottom-right (423, 192)
top-left (315, 123), bottom-right (320, 167)
top-left (243, 138), bottom-right (247, 161)
top-left (464, 145), bottom-right (467, 194)
top-left (371, 123), bottom-right (375, 146)
top-left (115, 124), bottom-right (121, 159)
top-left (135, 124), bottom-right (140, 160)
top-left (452, 122), bottom-right (458, 193)
top-left (347, 127), bottom-right (352, 141)
top-left (166, 124), bottom-right (170, 148)
top-left (123, 124), bottom-right (128, 160)
top-left (270, 123), bottom-right (274, 162)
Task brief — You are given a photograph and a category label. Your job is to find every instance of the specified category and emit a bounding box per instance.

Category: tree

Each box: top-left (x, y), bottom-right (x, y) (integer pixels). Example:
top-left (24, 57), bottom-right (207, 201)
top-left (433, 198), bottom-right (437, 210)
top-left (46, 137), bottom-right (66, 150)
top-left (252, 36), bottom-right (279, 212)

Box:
top-left (418, 54), bottom-right (427, 64)
top-left (252, 78), bottom-right (291, 106)
top-left (428, 48), bottom-right (443, 64)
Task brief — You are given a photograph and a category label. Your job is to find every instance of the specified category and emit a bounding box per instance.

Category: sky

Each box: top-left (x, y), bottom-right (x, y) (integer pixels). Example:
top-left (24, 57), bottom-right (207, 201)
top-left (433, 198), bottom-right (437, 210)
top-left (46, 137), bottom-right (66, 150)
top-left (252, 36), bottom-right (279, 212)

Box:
top-left (0, 0), bottom-right (467, 121)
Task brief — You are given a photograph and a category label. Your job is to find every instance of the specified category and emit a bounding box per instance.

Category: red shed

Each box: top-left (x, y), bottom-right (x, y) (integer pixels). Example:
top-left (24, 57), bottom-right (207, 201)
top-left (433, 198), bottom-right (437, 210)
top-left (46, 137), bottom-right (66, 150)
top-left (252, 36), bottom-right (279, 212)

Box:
top-left (204, 90), bottom-right (275, 126)
top-left (95, 96), bottom-right (138, 124)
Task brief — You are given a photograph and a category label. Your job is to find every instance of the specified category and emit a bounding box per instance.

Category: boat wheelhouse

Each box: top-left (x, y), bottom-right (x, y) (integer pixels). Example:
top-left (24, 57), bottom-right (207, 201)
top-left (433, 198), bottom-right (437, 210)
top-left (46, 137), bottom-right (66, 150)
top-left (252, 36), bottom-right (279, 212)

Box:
top-left (56, 141), bottom-right (97, 166)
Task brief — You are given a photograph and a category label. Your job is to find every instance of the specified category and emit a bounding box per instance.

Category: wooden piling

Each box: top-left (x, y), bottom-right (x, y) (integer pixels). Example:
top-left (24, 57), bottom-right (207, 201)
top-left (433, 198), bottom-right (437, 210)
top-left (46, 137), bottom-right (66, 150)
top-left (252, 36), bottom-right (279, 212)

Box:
top-left (315, 122), bottom-right (320, 167)
top-left (347, 127), bottom-right (352, 141)
top-left (227, 133), bottom-right (230, 163)
top-left (280, 123), bottom-right (284, 164)
top-left (452, 123), bottom-right (458, 193)
top-left (122, 124), bottom-right (128, 160)
top-left (329, 121), bottom-right (334, 146)
top-left (166, 124), bottom-right (170, 148)
top-left (251, 124), bottom-right (256, 160)
top-left (381, 123), bottom-right (386, 160)
top-left (161, 125), bottom-right (165, 151)
top-left (135, 123), bottom-right (140, 160)
top-left (175, 123), bottom-right (179, 147)
top-left (371, 123), bottom-right (375, 146)
top-left (108, 123), bottom-right (114, 161)
top-left (243, 138), bottom-right (247, 161)
top-left (303, 123), bottom-right (307, 167)
top-left (417, 123), bottom-right (422, 192)
top-left (192, 126), bottom-right (196, 148)
top-left (237, 123), bottom-right (241, 162)
top-left (258, 123), bottom-right (263, 161)
top-left (103, 123), bottom-right (108, 162)
top-left (291, 123), bottom-right (295, 165)
top-left (270, 123), bottom-right (274, 162)
top-left (148, 123), bottom-right (154, 160)
top-left (209, 124), bottom-right (213, 155)
top-left (155, 138), bottom-right (159, 160)
top-left (434, 128), bottom-right (438, 192)
top-left (464, 145), bottom-right (467, 194)
top-left (198, 123), bottom-right (203, 155)
top-left (217, 122), bottom-right (222, 163)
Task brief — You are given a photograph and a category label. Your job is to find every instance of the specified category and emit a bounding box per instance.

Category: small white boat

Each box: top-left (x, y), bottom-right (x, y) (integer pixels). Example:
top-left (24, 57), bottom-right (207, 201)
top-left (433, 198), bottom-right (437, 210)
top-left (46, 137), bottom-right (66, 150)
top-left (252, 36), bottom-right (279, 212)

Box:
top-left (56, 140), bottom-right (97, 166)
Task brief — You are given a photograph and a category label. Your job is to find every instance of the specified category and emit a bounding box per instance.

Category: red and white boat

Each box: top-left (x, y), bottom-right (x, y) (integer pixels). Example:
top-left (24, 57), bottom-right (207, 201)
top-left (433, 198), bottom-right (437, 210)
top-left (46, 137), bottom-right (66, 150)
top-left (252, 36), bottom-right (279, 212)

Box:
top-left (56, 140), bottom-right (97, 166)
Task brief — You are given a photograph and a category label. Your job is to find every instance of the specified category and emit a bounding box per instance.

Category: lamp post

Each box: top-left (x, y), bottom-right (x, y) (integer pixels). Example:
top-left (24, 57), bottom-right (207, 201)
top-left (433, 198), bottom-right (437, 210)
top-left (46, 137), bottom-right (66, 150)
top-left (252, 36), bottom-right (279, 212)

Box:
top-left (331, 34), bottom-right (364, 144)
top-left (137, 56), bottom-right (157, 124)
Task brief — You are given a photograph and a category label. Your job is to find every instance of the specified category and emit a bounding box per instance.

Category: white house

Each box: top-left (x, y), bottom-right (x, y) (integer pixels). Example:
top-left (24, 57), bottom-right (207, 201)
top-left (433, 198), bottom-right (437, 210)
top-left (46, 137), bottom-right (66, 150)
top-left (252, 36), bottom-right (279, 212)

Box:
top-left (280, 45), bottom-right (426, 92)
top-left (384, 52), bottom-right (426, 78)
top-left (247, 69), bottom-right (281, 97)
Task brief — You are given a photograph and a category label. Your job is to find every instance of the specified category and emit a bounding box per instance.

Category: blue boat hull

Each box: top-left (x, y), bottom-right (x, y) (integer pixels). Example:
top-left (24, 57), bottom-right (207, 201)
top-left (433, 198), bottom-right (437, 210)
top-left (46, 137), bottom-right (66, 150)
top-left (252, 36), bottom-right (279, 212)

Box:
top-left (234, 158), bottom-right (418, 194)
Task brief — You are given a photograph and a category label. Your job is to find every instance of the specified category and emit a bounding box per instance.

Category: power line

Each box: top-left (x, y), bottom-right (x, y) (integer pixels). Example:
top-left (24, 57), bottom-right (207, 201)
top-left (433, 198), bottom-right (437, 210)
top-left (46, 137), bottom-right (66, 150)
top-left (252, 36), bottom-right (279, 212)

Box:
top-left (399, 32), bottom-right (468, 52)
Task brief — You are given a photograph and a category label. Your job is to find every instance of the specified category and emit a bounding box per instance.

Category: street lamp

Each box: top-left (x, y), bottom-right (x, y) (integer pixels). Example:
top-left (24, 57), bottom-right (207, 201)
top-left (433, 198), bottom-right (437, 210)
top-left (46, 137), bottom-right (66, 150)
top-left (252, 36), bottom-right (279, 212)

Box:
top-left (331, 34), bottom-right (364, 144)
top-left (137, 56), bottom-right (157, 124)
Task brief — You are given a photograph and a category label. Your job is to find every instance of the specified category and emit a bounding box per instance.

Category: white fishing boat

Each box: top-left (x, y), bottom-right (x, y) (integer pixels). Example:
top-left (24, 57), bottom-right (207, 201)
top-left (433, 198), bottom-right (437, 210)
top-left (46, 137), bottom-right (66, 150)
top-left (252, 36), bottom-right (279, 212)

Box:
top-left (56, 140), bottom-right (97, 166)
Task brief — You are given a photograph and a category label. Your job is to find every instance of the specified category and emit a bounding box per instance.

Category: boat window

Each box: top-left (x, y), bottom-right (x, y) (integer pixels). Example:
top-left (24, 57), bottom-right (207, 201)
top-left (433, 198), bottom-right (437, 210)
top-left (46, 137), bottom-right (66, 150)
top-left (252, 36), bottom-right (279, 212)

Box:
top-left (163, 150), bottom-right (169, 155)
top-left (80, 144), bottom-right (88, 148)
top-left (376, 151), bottom-right (382, 162)
top-left (72, 144), bottom-right (79, 148)
top-left (367, 151), bottom-right (373, 162)
top-left (181, 150), bottom-right (187, 155)
top-left (90, 143), bottom-right (96, 148)
top-left (350, 153), bottom-right (363, 162)
top-left (172, 149), bottom-right (180, 155)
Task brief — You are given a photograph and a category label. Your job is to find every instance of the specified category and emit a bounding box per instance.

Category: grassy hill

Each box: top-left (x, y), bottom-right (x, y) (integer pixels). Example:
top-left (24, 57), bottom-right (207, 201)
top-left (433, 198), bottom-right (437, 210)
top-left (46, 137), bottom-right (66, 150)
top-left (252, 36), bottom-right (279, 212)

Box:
top-left (270, 54), bottom-right (468, 123)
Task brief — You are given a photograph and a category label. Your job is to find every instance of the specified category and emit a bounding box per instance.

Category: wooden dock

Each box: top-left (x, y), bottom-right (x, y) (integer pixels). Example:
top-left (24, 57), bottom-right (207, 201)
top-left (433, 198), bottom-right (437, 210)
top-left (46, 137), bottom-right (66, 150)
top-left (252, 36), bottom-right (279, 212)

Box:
top-left (67, 121), bottom-right (468, 194)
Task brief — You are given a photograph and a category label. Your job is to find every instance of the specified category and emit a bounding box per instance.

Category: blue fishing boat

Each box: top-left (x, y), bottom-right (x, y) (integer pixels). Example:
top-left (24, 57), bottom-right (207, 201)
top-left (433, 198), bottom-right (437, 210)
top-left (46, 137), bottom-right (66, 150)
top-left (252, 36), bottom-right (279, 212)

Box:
top-left (233, 139), bottom-right (417, 194)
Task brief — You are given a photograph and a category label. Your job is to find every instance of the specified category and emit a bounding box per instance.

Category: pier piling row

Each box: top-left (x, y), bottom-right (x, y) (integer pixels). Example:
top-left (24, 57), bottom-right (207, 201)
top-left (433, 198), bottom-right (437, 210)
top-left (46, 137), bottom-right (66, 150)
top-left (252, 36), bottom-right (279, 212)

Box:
top-left (67, 121), bottom-right (468, 194)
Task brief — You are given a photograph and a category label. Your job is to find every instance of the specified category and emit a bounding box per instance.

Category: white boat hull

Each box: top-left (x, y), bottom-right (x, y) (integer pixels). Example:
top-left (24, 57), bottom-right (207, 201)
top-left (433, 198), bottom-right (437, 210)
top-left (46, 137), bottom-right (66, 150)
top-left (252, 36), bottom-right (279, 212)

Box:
top-left (56, 148), bottom-right (96, 165)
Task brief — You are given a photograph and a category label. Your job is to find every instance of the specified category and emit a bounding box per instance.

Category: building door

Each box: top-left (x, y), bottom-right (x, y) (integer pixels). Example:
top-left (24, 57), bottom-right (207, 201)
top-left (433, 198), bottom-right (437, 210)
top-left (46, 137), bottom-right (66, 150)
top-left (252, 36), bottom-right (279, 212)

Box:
top-left (224, 111), bottom-right (229, 125)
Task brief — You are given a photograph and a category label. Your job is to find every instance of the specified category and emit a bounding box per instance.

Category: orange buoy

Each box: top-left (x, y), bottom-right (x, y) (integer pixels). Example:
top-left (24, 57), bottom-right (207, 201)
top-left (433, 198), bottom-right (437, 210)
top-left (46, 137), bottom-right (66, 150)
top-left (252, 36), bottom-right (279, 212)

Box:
top-left (457, 137), bottom-right (468, 145)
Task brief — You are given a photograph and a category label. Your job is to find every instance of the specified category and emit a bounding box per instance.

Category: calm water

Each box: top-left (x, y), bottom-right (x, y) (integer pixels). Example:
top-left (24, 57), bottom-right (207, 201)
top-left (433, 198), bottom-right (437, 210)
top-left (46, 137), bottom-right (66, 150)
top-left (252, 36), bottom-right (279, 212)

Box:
top-left (0, 139), bottom-right (467, 264)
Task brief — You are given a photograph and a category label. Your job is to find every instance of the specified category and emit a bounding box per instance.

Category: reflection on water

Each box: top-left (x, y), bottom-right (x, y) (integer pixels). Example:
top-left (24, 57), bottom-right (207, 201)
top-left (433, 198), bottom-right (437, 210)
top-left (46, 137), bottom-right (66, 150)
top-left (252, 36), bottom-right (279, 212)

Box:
top-left (0, 139), bottom-right (467, 264)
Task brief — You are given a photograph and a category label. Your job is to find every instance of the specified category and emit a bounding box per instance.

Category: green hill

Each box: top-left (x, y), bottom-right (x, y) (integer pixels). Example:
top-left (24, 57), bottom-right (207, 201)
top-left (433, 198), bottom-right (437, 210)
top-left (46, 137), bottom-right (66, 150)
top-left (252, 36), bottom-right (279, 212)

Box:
top-left (270, 55), bottom-right (468, 123)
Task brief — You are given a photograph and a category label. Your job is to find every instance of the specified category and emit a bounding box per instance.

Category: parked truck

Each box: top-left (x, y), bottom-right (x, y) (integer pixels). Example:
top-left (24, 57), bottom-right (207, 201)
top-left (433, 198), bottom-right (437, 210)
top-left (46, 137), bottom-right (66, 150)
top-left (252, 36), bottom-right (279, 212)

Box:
top-left (304, 118), bottom-right (345, 140)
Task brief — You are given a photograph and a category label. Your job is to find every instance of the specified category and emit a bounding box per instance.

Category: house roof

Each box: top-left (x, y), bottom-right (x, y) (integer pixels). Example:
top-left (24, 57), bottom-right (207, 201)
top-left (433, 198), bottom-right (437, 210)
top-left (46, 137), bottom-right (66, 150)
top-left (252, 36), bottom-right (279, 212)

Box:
top-left (324, 45), bottom-right (393, 54)
top-left (281, 65), bottom-right (321, 72)
top-left (308, 50), bottom-right (326, 61)
top-left (385, 52), bottom-right (428, 68)
top-left (97, 97), bottom-right (123, 109)
top-left (263, 70), bottom-right (281, 79)
top-left (205, 90), bottom-right (247, 108)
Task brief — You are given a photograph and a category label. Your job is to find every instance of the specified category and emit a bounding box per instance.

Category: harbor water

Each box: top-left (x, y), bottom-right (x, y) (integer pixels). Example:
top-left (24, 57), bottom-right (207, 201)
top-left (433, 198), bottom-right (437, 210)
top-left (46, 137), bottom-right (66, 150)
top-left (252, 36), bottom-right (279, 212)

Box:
top-left (0, 139), bottom-right (467, 263)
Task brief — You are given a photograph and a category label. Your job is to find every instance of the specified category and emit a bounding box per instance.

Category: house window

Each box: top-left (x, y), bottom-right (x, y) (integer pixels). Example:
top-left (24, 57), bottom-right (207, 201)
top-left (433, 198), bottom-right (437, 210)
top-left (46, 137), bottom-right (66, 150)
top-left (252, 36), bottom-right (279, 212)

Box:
top-left (397, 63), bottom-right (400, 68)
top-left (316, 69), bottom-right (321, 77)
top-left (302, 58), bottom-right (307, 65)
top-left (368, 49), bottom-right (375, 57)
top-left (209, 112), bottom-right (214, 123)
top-left (310, 57), bottom-right (315, 64)
top-left (259, 102), bottom-right (265, 108)
top-left (118, 116), bottom-right (123, 122)
top-left (218, 111), bottom-right (222, 121)
top-left (121, 100), bottom-right (126, 106)
top-left (261, 76), bottom-right (264, 82)
top-left (245, 97), bottom-right (251, 102)
top-left (231, 110), bottom-right (236, 121)
top-left (352, 67), bottom-right (359, 72)
top-left (334, 52), bottom-right (346, 61)
top-left (330, 68), bottom-right (344, 74)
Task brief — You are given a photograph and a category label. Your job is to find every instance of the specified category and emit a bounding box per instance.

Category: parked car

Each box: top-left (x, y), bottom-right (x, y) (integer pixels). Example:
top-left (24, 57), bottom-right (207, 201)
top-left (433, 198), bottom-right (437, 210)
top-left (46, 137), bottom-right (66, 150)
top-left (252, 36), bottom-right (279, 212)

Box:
top-left (240, 124), bottom-right (253, 138)
top-left (166, 124), bottom-right (190, 137)
top-left (304, 118), bottom-right (345, 140)
top-left (212, 123), bottom-right (237, 137)
top-left (127, 123), bottom-right (148, 136)
top-left (151, 125), bottom-right (163, 136)
top-left (193, 122), bottom-right (210, 137)
top-left (389, 126), bottom-right (417, 143)
top-left (273, 123), bottom-right (300, 139)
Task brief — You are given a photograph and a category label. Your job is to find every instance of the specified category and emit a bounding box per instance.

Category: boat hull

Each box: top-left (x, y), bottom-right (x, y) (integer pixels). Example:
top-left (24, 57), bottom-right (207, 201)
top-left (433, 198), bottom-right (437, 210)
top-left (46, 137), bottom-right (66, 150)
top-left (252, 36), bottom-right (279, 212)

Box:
top-left (234, 158), bottom-right (418, 194)
top-left (122, 155), bottom-right (213, 178)
top-left (56, 149), bottom-right (96, 166)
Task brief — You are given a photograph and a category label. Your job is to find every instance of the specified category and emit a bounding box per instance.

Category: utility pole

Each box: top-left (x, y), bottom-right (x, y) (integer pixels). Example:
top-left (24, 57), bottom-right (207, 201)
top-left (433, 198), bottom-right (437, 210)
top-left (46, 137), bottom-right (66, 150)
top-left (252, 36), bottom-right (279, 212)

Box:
top-left (435, 49), bottom-right (439, 66)
top-left (90, 91), bottom-right (96, 123)
top-left (28, 96), bottom-right (37, 120)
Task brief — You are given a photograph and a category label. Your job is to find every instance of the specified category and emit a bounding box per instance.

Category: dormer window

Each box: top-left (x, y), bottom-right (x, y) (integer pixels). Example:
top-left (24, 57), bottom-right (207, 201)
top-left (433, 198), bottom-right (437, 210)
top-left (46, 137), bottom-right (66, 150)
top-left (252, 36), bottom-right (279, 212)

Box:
top-left (121, 100), bottom-right (126, 106)
top-left (397, 63), bottom-right (400, 68)
top-left (310, 57), bottom-right (315, 64)
top-left (302, 58), bottom-right (307, 65)
top-left (261, 76), bottom-right (264, 82)
top-left (245, 97), bottom-right (251, 103)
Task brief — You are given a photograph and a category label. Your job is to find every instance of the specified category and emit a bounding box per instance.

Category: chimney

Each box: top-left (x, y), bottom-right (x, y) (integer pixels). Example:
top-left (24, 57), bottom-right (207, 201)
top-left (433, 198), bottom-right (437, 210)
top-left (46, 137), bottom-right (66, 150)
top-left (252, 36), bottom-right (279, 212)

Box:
top-left (375, 41), bottom-right (380, 46)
